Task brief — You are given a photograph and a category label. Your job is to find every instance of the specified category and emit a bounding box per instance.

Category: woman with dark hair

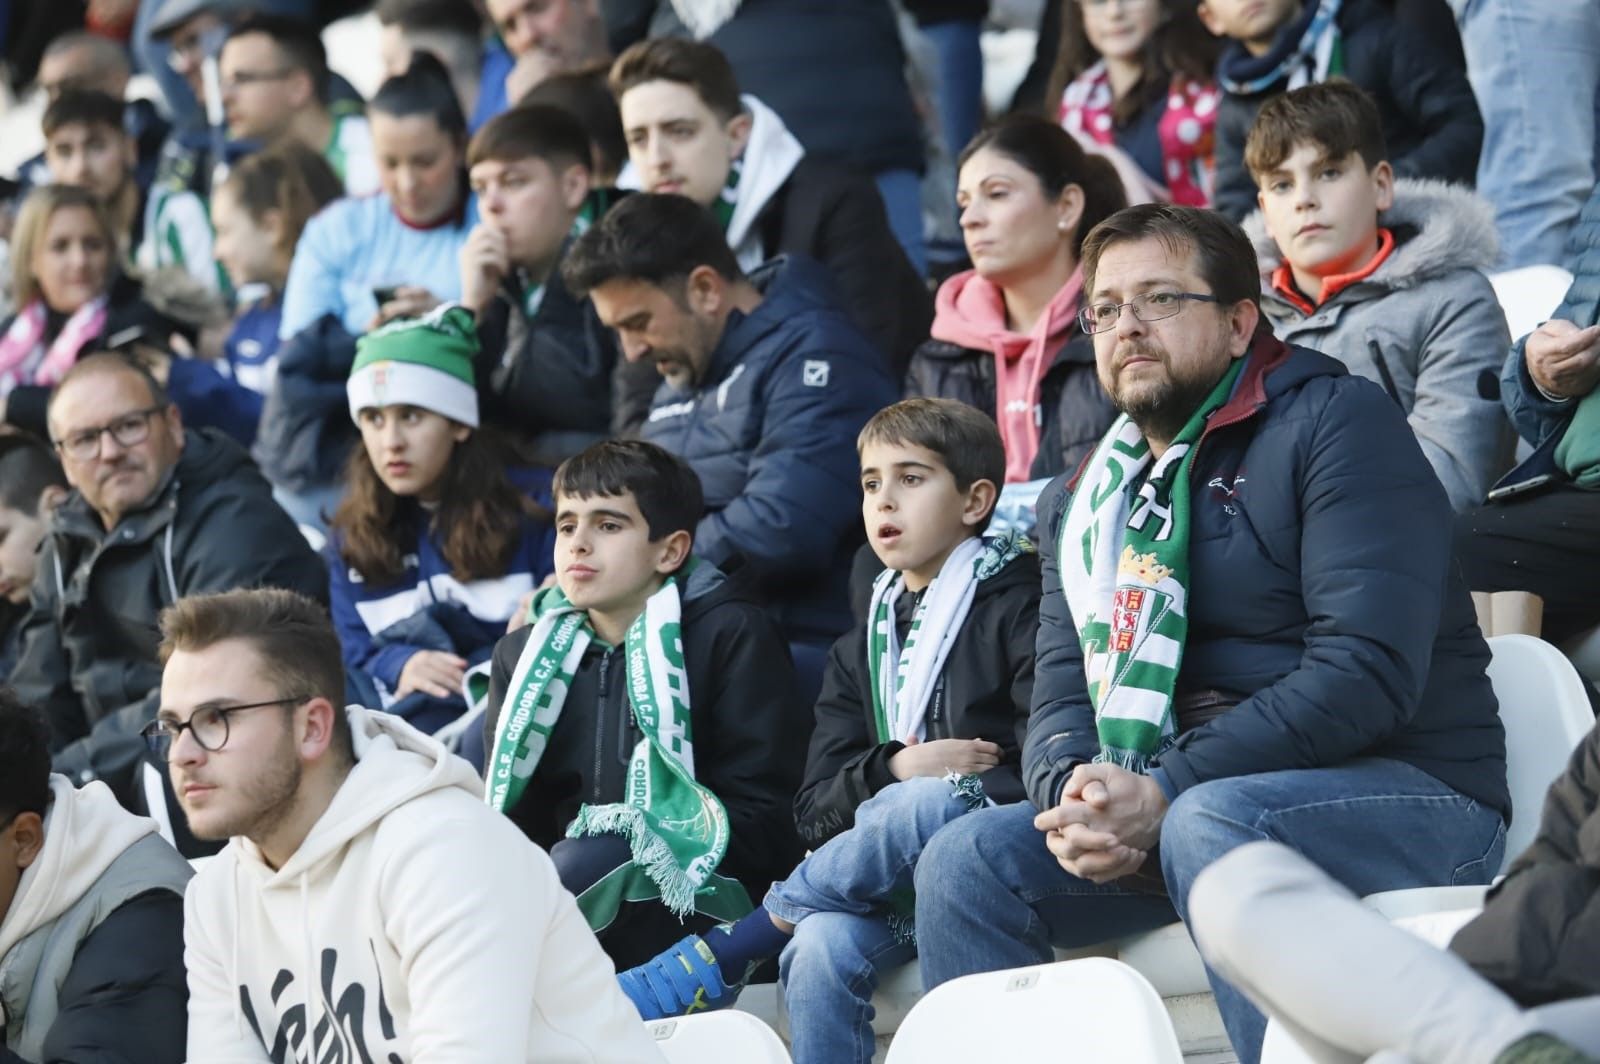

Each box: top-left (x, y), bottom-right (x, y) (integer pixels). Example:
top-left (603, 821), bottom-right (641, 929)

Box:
top-left (1048, 0), bottom-right (1222, 206)
top-left (906, 115), bottom-right (1125, 535)
top-left (278, 52), bottom-right (478, 341)
top-left (327, 306), bottom-right (554, 752)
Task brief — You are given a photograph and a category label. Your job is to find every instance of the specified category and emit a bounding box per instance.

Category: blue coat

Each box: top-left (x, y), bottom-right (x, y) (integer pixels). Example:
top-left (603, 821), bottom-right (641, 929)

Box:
top-left (640, 256), bottom-right (895, 645)
top-left (1026, 335), bottom-right (1510, 820)
top-left (1497, 179), bottom-right (1600, 487)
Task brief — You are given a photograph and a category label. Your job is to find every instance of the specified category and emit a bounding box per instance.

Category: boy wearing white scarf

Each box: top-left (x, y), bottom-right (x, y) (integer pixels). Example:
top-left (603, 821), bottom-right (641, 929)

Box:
top-left (617, 399), bottom-right (1039, 1064)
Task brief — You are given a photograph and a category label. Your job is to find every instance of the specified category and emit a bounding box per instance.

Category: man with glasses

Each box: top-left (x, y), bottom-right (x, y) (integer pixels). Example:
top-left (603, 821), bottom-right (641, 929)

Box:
top-left (0, 688), bottom-right (191, 1062)
top-left (911, 204), bottom-right (1509, 1064)
top-left (7, 354), bottom-right (325, 857)
top-left (156, 587), bottom-right (662, 1062)
top-left (218, 16), bottom-right (378, 196)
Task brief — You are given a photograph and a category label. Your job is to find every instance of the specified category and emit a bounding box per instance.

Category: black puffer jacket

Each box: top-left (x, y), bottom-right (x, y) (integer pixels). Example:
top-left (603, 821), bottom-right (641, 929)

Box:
top-left (474, 249), bottom-right (621, 466)
top-left (755, 158), bottom-right (932, 378)
top-left (483, 564), bottom-right (812, 893)
top-left (10, 430), bottom-right (328, 801)
top-left (602, 0), bottom-right (925, 176)
top-left (905, 334), bottom-right (1116, 481)
top-left (1450, 720), bottom-right (1600, 1006)
top-left (793, 548), bottom-right (1040, 847)
top-left (1211, 0), bottom-right (1482, 220)
top-left (1026, 335), bottom-right (1509, 819)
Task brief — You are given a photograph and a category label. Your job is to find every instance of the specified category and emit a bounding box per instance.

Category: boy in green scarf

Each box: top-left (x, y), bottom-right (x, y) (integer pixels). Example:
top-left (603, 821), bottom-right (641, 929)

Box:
top-left (617, 399), bottom-right (1039, 1064)
top-left (480, 439), bottom-right (808, 968)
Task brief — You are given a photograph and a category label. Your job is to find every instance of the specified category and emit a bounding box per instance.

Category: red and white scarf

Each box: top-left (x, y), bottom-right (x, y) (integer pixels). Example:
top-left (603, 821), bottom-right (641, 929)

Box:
top-left (1060, 62), bottom-right (1221, 208)
top-left (0, 297), bottom-right (108, 396)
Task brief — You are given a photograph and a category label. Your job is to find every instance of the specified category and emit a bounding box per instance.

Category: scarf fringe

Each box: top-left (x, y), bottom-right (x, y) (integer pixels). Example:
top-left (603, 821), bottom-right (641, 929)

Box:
top-left (568, 804), bottom-right (698, 919)
top-left (1093, 747), bottom-right (1153, 773)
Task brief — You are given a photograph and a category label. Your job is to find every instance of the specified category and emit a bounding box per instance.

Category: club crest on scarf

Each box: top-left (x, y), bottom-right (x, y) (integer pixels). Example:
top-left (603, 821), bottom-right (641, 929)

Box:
top-left (1061, 359), bottom-right (1243, 770)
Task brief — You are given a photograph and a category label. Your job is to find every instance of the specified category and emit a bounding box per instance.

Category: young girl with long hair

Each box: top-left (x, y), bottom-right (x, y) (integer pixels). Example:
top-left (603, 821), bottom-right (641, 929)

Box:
top-left (1048, 0), bottom-right (1222, 206)
top-left (327, 306), bottom-right (554, 749)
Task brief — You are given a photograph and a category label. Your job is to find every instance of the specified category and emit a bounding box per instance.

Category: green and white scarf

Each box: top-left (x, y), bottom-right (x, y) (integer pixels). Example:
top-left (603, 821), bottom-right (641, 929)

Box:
top-left (1059, 359), bottom-right (1244, 770)
top-left (866, 531), bottom-right (1033, 744)
top-left (485, 578), bottom-right (750, 928)
top-left (711, 156), bottom-right (743, 231)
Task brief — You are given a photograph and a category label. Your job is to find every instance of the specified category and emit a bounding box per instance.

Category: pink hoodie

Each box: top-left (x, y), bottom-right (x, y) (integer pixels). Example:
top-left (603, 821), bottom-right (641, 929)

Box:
top-left (930, 267), bottom-right (1085, 483)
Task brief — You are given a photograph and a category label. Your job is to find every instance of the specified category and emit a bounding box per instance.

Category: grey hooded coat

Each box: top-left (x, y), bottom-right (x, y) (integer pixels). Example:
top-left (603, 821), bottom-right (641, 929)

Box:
top-left (1245, 178), bottom-right (1512, 510)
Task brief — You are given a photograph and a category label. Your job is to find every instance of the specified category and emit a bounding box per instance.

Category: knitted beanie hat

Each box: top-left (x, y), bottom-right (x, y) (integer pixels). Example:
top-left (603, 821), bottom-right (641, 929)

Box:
top-left (347, 304), bottom-right (480, 428)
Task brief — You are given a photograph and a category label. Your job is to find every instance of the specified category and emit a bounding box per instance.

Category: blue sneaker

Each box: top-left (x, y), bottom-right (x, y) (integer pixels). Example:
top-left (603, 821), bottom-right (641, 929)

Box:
top-left (618, 934), bottom-right (742, 1020)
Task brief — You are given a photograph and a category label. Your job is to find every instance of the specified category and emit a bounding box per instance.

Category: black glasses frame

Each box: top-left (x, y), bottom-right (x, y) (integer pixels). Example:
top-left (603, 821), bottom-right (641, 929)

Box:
top-left (142, 696), bottom-right (308, 761)
top-left (53, 405), bottom-right (167, 462)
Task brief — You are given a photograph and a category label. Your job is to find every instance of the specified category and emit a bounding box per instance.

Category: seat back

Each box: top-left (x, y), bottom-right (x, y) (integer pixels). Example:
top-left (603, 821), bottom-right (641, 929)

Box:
top-left (1486, 634), bottom-right (1595, 860)
top-left (1489, 264), bottom-right (1573, 340)
top-left (884, 957), bottom-right (1183, 1064)
top-left (647, 1011), bottom-right (792, 1064)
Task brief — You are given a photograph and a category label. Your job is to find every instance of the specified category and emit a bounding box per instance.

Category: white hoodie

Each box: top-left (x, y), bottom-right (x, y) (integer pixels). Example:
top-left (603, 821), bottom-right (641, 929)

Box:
top-left (619, 93), bottom-right (806, 273)
top-left (183, 707), bottom-right (663, 1063)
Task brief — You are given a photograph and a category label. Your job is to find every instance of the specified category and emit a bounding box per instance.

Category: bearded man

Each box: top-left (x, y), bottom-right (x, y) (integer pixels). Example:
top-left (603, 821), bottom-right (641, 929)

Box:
top-left (909, 203), bottom-right (1510, 1064)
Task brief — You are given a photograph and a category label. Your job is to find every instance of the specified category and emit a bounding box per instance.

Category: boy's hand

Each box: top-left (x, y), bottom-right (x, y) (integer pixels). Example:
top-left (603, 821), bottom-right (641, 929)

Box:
top-left (460, 224), bottom-right (510, 315)
top-left (397, 650), bottom-right (468, 699)
top-left (1525, 319), bottom-right (1600, 399)
top-left (888, 736), bottom-right (1002, 780)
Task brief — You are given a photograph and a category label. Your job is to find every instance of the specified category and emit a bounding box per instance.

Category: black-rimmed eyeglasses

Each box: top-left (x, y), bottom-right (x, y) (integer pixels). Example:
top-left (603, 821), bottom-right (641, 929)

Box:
top-left (141, 696), bottom-right (308, 762)
top-left (53, 405), bottom-right (167, 462)
top-left (1078, 291), bottom-right (1222, 335)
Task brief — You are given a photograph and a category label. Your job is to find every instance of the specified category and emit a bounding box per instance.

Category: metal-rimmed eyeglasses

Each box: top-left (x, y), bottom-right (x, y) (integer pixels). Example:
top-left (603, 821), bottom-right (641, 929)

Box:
top-left (141, 696), bottom-right (308, 762)
top-left (53, 405), bottom-right (166, 462)
top-left (1077, 291), bottom-right (1222, 335)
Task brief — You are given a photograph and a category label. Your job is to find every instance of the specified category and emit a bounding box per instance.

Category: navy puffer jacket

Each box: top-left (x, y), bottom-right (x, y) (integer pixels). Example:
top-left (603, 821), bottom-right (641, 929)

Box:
top-left (640, 256), bottom-right (896, 645)
top-left (1026, 336), bottom-right (1509, 820)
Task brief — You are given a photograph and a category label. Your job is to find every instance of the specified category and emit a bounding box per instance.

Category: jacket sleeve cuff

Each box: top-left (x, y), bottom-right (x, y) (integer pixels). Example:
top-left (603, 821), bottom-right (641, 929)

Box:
top-left (1148, 765), bottom-right (1179, 802)
top-left (863, 742), bottom-right (904, 795)
top-left (370, 644), bottom-right (425, 691)
top-left (1148, 754), bottom-right (1199, 798)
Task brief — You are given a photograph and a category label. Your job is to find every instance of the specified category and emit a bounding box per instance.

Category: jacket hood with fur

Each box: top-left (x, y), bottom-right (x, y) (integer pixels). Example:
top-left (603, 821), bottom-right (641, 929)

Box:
top-left (1246, 177), bottom-right (1500, 308)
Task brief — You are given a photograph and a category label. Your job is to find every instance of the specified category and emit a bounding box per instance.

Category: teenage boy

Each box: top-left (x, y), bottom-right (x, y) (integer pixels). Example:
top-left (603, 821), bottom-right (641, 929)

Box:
top-left (218, 15), bottom-right (378, 195)
top-left (483, 439), bottom-right (809, 968)
top-left (616, 399), bottom-right (1039, 1064)
top-left (609, 37), bottom-right (931, 376)
top-left (1244, 81), bottom-right (1510, 511)
top-left (1200, 0), bottom-right (1482, 223)
top-left (158, 587), bottom-right (662, 1062)
top-left (0, 437), bottom-right (69, 674)
top-left (0, 691), bottom-right (192, 1063)
top-left (461, 103), bottom-right (620, 465)
top-left (42, 91), bottom-right (145, 263)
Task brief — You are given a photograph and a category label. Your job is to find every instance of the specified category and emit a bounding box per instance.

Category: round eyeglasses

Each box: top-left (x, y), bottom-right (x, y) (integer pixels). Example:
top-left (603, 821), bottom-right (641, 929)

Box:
top-left (142, 696), bottom-right (308, 762)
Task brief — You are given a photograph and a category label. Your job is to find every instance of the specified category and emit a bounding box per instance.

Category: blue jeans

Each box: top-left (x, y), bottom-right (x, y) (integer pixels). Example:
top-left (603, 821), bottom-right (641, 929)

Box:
top-left (922, 19), bottom-right (984, 165)
top-left (1450, 0), bottom-right (1600, 268)
top-left (770, 776), bottom-right (975, 1064)
top-left (915, 758), bottom-right (1507, 1064)
top-left (875, 168), bottom-right (929, 277)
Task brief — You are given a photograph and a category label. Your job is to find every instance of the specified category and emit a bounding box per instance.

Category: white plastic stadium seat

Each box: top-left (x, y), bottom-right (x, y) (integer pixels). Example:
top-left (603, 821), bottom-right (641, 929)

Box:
top-left (647, 1011), bottom-right (792, 1064)
top-left (1484, 634), bottom-right (1594, 860)
top-left (1490, 264), bottom-right (1574, 341)
top-left (885, 957), bottom-right (1182, 1063)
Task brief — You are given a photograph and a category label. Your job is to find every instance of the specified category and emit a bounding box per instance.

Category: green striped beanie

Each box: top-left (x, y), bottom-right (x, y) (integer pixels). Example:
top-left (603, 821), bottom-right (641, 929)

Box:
top-left (347, 304), bottom-right (480, 428)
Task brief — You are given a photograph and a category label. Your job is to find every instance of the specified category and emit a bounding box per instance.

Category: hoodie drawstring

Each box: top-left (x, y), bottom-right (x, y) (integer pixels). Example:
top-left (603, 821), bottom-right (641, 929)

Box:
top-left (301, 872), bottom-right (319, 1060)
